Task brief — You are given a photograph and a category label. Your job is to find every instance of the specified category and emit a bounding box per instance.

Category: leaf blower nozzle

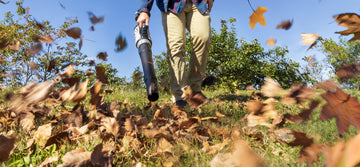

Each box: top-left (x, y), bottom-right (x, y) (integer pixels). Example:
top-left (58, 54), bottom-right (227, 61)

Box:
top-left (134, 24), bottom-right (159, 101)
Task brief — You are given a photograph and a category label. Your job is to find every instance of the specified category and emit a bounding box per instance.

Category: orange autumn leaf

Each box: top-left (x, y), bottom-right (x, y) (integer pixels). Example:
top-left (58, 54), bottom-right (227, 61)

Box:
top-left (319, 87), bottom-right (360, 135)
top-left (266, 36), bottom-right (276, 46)
top-left (249, 6), bottom-right (268, 30)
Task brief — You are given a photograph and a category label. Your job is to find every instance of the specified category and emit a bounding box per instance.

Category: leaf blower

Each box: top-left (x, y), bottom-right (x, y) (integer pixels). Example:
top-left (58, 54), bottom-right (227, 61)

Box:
top-left (134, 21), bottom-right (159, 101)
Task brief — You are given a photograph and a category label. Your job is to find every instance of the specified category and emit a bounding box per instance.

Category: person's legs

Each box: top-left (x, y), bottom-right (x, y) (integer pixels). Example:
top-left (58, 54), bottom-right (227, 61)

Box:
top-left (161, 10), bottom-right (187, 103)
top-left (185, 3), bottom-right (211, 93)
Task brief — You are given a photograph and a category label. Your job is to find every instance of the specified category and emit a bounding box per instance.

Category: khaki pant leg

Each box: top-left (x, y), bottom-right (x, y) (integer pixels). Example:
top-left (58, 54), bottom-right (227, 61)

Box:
top-left (161, 12), bottom-right (187, 102)
top-left (185, 4), bottom-right (211, 92)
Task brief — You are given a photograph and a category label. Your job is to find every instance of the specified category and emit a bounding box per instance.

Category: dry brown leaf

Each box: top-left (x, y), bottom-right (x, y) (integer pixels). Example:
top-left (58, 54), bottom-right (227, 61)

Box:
top-left (38, 154), bottom-right (59, 167)
top-left (44, 131), bottom-right (69, 148)
top-left (334, 13), bottom-right (360, 41)
top-left (65, 27), bottom-right (82, 39)
top-left (87, 12), bottom-right (104, 25)
top-left (58, 148), bottom-right (92, 167)
top-left (276, 19), bottom-right (293, 30)
top-left (60, 79), bottom-right (88, 103)
top-left (90, 81), bottom-right (102, 110)
top-left (95, 66), bottom-right (109, 84)
top-left (62, 77), bottom-right (80, 87)
top-left (33, 35), bottom-right (54, 44)
top-left (91, 143), bottom-right (114, 167)
top-left (27, 43), bottom-right (42, 55)
top-left (0, 135), bottom-right (16, 162)
top-left (324, 134), bottom-right (360, 167)
top-left (210, 139), bottom-right (263, 167)
top-left (336, 63), bottom-right (360, 79)
top-left (28, 62), bottom-right (37, 71)
top-left (281, 84), bottom-right (315, 105)
top-left (8, 41), bottom-right (20, 51)
top-left (0, 0), bottom-right (9, 4)
top-left (100, 117), bottom-right (119, 138)
top-left (34, 123), bottom-right (52, 147)
top-left (284, 100), bottom-right (320, 124)
top-left (261, 76), bottom-right (283, 97)
top-left (60, 65), bottom-right (75, 78)
top-left (79, 38), bottom-right (83, 50)
top-left (18, 112), bottom-right (35, 131)
top-left (315, 80), bottom-right (338, 93)
top-left (96, 52), bottom-right (108, 61)
top-left (157, 137), bottom-right (173, 153)
top-left (319, 87), bottom-right (360, 135)
top-left (115, 34), bottom-right (127, 52)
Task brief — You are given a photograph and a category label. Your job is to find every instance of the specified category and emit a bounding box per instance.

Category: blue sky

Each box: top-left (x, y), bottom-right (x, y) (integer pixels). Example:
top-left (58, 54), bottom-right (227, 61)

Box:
top-left (1, 0), bottom-right (360, 79)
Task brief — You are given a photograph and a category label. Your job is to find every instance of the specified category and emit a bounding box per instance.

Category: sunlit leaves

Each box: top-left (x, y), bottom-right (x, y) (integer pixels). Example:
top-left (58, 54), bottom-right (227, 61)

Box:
top-left (249, 6), bottom-right (267, 30)
top-left (301, 33), bottom-right (318, 45)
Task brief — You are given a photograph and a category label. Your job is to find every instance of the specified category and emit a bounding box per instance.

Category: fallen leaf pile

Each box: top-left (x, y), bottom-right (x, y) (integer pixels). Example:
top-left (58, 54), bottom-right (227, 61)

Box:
top-left (1, 69), bottom-right (360, 166)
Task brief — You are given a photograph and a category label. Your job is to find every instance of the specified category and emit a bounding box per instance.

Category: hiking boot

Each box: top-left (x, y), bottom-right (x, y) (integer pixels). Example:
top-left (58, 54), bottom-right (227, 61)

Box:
top-left (188, 91), bottom-right (210, 108)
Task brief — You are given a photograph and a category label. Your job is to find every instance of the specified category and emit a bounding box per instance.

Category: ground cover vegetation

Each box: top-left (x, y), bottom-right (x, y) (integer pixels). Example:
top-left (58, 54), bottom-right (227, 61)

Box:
top-left (2, 1), bottom-right (360, 167)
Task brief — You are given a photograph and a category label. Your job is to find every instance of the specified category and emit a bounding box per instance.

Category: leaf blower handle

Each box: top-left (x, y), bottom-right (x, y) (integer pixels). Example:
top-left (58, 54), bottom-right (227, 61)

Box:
top-left (134, 24), bottom-right (159, 102)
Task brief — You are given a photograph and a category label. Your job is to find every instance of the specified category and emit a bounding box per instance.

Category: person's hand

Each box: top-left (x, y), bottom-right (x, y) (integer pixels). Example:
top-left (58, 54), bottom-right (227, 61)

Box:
top-left (208, 0), bottom-right (214, 13)
top-left (136, 12), bottom-right (150, 28)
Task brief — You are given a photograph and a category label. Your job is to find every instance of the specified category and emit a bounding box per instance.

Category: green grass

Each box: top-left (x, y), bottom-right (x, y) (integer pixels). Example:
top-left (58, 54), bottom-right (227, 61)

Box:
top-left (1, 87), bottom-right (359, 166)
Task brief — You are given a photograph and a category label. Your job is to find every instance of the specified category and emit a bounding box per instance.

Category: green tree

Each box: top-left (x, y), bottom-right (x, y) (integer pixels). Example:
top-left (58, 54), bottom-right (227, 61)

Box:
top-left (207, 18), bottom-right (309, 91)
top-left (313, 37), bottom-right (360, 89)
top-left (0, 1), bottom-right (88, 87)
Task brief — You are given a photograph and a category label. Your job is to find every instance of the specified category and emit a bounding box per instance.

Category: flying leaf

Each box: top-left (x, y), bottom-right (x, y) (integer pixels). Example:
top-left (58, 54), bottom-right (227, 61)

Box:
top-left (115, 34), bottom-right (127, 52)
top-left (87, 12), bottom-right (104, 25)
top-left (0, 135), bottom-right (16, 162)
top-left (315, 80), bottom-right (338, 93)
top-left (260, 76), bottom-right (283, 97)
top-left (0, 0), bottom-right (9, 4)
top-left (276, 19), bottom-right (293, 30)
top-left (0, 39), bottom-right (9, 50)
top-left (266, 36), bottom-right (276, 46)
top-left (281, 84), bottom-right (315, 105)
top-left (334, 13), bottom-right (360, 41)
top-left (46, 59), bottom-right (56, 72)
top-left (79, 38), bottom-right (83, 50)
top-left (249, 6), bottom-right (268, 30)
top-left (97, 52), bottom-right (108, 61)
top-left (60, 65), bottom-right (75, 78)
top-left (319, 87), bottom-right (360, 135)
top-left (336, 63), bottom-right (360, 79)
top-left (59, 1), bottom-right (65, 9)
top-left (90, 81), bottom-right (102, 110)
top-left (281, 130), bottom-right (324, 166)
top-left (60, 79), bottom-right (89, 103)
top-left (284, 100), bottom-right (320, 124)
top-left (65, 27), bottom-right (82, 39)
top-left (27, 43), bottom-right (42, 55)
top-left (324, 134), bottom-right (360, 167)
top-left (62, 77), bottom-right (80, 87)
top-left (301, 33), bottom-right (318, 45)
top-left (95, 66), bottom-right (109, 84)
top-left (33, 35), bottom-right (54, 44)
